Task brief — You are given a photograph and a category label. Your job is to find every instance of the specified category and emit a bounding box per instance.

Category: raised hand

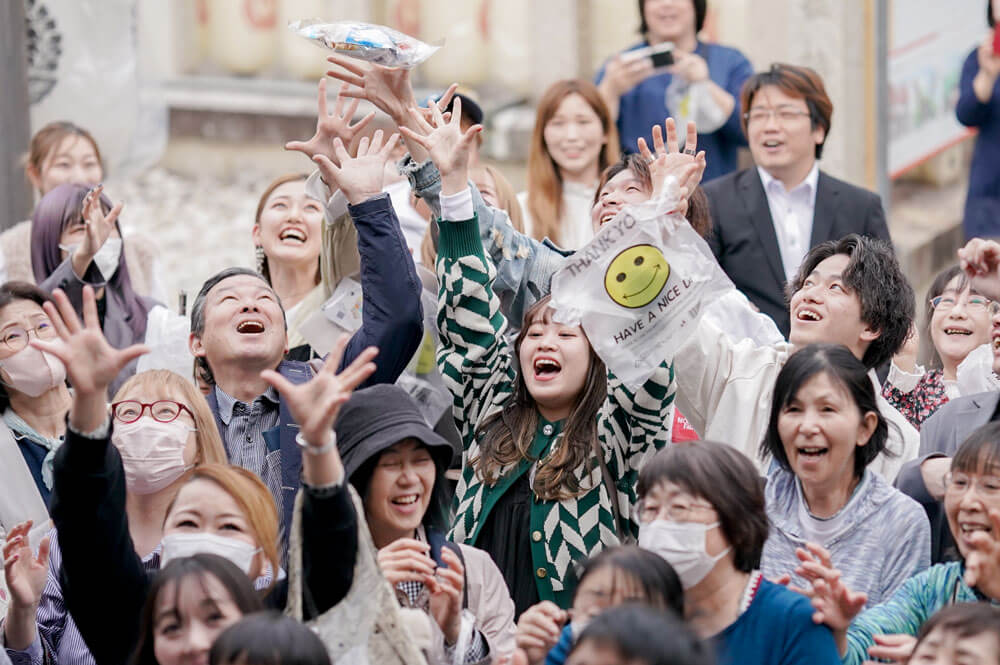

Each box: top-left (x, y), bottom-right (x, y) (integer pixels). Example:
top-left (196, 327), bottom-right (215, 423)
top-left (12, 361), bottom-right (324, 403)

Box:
top-left (261, 335), bottom-right (377, 483)
top-left (311, 130), bottom-right (400, 206)
top-left (515, 601), bottom-right (568, 665)
top-left (285, 78), bottom-right (376, 167)
top-left (637, 118), bottom-right (706, 201)
top-left (398, 97), bottom-right (483, 195)
top-left (3, 521), bottom-right (51, 650)
top-left (326, 54), bottom-right (416, 124)
top-left (3, 521), bottom-right (50, 611)
top-left (72, 185), bottom-right (123, 278)
top-left (600, 53), bottom-right (655, 99)
top-left (427, 547), bottom-right (465, 645)
top-left (958, 238), bottom-right (1000, 301)
top-left (33, 287), bottom-right (148, 395)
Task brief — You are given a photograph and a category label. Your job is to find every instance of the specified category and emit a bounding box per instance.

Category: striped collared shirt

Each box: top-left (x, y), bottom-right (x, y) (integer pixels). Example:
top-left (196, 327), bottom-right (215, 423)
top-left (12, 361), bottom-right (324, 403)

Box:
top-left (214, 385), bottom-right (282, 517)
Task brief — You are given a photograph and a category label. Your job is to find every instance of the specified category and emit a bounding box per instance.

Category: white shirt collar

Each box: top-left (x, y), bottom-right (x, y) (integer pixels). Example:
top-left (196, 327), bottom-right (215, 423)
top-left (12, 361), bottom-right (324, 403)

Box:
top-left (757, 162), bottom-right (820, 200)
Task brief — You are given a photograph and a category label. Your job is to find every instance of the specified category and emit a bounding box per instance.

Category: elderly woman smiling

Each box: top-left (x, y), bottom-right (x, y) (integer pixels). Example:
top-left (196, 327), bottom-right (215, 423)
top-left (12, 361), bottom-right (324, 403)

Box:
top-left (760, 344), bottom-right (930, 605)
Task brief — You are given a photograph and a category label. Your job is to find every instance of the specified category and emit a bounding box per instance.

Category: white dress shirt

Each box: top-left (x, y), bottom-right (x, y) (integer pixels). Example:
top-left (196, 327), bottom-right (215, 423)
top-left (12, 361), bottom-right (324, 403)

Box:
top-left (758, 164), bottom-right (820, 282)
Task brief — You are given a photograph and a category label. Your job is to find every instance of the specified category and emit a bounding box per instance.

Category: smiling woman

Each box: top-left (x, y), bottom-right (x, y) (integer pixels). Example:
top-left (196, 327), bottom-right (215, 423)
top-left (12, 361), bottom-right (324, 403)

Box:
top-left (251, 174), bottom-right (325, 358)
top-left (759, 344), bottom-right (930, 606)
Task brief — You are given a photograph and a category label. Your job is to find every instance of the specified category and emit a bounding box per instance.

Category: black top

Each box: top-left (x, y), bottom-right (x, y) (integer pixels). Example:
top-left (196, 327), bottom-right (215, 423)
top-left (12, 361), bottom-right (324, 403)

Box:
top-left (50, 424), bottom-right (358, 665)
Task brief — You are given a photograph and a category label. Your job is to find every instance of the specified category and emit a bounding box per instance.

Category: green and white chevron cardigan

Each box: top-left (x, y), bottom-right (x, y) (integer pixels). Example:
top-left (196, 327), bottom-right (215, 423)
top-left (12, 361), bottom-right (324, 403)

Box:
top-left (435, 216), bottom-right (676, 607)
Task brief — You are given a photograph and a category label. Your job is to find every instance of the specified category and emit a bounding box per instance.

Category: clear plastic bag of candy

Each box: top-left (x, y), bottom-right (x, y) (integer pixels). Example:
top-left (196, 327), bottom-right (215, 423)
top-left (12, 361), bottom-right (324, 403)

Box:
top-left (287, 19), bottom-right (440, 68)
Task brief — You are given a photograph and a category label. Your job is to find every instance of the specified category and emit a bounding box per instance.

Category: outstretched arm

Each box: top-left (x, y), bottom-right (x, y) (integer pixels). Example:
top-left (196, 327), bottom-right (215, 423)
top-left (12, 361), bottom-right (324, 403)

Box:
top-left (312, 131), bottom-right (424, 386)
top-left (36, 287), bottom-right (150, 665)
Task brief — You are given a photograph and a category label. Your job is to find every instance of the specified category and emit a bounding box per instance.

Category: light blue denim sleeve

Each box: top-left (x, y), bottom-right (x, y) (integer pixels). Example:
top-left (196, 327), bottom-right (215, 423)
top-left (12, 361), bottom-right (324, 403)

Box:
top-left (399, 155), bottom-right (571, 330)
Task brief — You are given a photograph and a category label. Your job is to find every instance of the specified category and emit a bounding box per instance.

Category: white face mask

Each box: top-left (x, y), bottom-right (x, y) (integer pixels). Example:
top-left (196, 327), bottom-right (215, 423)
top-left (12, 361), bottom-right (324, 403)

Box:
top-left (60, 237), bottom-right (122, 280)
top-left (0, 345), bottom-right (67, 397)
top-left (112, 417), bottom-right (195, 495)
top-left (160, 532), bottom-right (261, 576)
top-left (638, 520), bottom-right (731, 589)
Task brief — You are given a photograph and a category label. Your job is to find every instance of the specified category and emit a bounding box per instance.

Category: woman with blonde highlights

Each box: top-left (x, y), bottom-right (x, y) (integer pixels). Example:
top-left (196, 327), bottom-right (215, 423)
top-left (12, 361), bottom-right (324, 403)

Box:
top-left (518, 80), bottom-right (620, 249)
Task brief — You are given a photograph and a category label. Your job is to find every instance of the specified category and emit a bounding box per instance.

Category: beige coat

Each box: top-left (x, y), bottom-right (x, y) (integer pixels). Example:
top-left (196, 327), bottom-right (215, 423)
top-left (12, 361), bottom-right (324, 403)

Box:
top-left (459, 543), bottom-right (518, 658)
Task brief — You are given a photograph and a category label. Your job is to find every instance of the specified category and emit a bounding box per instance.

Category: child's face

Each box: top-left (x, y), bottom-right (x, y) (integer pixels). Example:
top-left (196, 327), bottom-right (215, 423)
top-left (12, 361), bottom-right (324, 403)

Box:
top-left (910, 626), bottom-right (1000, 665)
top-left (565, 639), bottom-right (635, 665)
top-left (571, 566), bottom-right (645, 624)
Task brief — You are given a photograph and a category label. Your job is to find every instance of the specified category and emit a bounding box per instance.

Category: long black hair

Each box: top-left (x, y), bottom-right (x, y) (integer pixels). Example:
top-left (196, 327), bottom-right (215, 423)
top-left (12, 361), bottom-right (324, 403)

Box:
top-left (761, 344), bottom-right (890, 478)
top-left (210, 611), bottom-right (331, 665)
top-left (131, 554), bottom-right (264, 665)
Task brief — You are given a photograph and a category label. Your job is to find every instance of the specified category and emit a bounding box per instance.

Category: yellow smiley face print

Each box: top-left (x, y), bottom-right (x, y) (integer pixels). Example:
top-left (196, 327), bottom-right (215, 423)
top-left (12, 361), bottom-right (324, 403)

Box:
top-left (604, 244), bottom-right (670, 308)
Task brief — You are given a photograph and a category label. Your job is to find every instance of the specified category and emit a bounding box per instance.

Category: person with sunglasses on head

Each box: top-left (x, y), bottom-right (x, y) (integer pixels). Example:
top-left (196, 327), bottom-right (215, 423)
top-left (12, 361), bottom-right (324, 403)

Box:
top-left (1, 369), bottom-right (226, 665)
top-left (883, 264), bottom-right (999, 431)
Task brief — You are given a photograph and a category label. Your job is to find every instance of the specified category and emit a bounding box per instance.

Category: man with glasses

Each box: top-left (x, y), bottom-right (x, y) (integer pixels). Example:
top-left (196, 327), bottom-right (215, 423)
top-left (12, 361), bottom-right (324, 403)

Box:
top-left (702, 63), bottom-right (891, 337)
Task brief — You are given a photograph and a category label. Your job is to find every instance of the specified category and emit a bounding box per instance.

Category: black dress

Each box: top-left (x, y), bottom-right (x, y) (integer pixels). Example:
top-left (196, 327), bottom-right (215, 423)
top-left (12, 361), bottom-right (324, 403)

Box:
top-left (474, 471), bottom-right (538, 619)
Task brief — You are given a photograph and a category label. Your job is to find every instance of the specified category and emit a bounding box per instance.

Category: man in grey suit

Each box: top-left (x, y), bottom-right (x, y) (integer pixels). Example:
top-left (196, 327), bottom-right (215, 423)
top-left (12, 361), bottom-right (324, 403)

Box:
top-left (704, 64), bottom-right (891, 337)
top-left (895, 237), bottom-right (1000, 561)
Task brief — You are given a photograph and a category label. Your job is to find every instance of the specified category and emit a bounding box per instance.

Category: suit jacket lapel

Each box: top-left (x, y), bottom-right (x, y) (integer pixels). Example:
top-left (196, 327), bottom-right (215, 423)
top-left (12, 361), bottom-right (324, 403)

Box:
top-left (955, 392), bottom-right (1000, 448)
top-left (809, 171), bottom-right (838, 246)
top-left (740, 170), bottom-right (785, 288)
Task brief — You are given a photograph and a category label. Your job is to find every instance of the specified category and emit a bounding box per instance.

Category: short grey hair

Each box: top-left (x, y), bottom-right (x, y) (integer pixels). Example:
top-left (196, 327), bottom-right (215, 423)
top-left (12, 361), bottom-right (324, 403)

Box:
top-left (190, 267), bottom-right (285, 385)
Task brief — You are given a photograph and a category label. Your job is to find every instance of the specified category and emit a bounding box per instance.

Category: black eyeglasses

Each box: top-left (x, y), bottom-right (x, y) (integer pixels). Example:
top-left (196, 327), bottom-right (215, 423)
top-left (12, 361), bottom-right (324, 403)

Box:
top-left (111, 400), bottom-right (194, 424)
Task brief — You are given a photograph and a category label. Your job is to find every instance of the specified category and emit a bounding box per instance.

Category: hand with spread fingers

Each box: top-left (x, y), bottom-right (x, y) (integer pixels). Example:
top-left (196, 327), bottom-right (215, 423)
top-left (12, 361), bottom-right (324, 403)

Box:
top-left (32, 286), bottom-right (148, 432)
top-left (285, 77), bottom-right (376, 167)
top-left (428, 547), bottom-right (466, 645)
top-left (958, 238), bottom-right (1000, 301)
top-left (72, 185), bottom-right (123, 279)
top-left (789, 543), bottom-right (865, 657)
top-left (398, 97), bottom-right (483, 196)
top-left (310, 130), bottom-right (401, 206)
top-left (637, 118), bottom-right (706, 203)
top-left (261, 335), bottom-right (377, 486)
top-left (515, 601), bottom-right (568, 665)
top-left (3, 520), bottom-right (52, 650)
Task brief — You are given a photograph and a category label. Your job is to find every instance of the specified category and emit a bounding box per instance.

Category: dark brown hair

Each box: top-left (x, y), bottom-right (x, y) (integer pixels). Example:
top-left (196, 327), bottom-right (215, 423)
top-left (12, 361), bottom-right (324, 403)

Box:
top-left (914, 603), bottom-right (1000, 650)
top-left (473, 296), bottom-right (607, 501)
top-left (638, 0), bottom-right (707, 35)
top-left (637, 441), bottom-right (769, 573)
top-left (924, 265), bottom-right (982, 370)
top-left (788, 234), bottom-right (914, 370)
top-left (131, 554), bottom-right (264, 665)
top-left (25, 121), bottom-right (104, 185)
top-left (740, 63), bottom-right (834, 159)
top-left (253, 173), bottom-right (316, 285)
top-left (952, 421), bottom-right (1000, 477)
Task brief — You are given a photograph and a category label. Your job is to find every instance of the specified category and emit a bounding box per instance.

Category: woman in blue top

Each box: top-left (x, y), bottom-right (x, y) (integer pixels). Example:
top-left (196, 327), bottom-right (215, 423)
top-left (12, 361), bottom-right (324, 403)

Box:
top-left (595, 0), bottom-right (752, 182)
top-left (956, 0), bottom-right (1000, 239)
top-left (636, 441), bottom-right (841, 665)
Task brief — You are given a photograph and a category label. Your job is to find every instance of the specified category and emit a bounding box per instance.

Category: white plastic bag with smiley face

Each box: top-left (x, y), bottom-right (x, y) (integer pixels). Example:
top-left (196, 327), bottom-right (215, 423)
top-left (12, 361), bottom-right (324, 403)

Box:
top-left (549, 191), bottom-right (735, 388)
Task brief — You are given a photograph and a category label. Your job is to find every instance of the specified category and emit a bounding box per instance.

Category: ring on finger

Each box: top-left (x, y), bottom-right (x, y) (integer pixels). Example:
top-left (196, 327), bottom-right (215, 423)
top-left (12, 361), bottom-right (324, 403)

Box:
top-left (684, 148), bottom-right (696, 156)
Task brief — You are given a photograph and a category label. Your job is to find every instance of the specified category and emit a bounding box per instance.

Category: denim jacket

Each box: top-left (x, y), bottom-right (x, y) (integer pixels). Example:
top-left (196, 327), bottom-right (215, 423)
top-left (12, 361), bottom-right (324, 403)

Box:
top-left (399, 155), bottom-right (571, 330)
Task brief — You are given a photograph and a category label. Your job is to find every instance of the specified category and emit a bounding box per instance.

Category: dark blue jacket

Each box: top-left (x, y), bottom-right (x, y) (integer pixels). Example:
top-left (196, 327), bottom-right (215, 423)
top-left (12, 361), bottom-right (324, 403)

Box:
top-left (596, 41), bottom-right (753, 182)
top-left (957, 48), bottom-right (1000, 239)
top-left (207, 193), bottom-right (423, 538)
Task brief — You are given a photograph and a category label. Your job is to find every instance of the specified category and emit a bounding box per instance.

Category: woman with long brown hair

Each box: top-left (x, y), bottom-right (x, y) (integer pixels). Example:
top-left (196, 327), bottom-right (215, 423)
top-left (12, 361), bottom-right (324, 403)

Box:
top-left (518, 80), bottom-right (620, 250)
top-left (400, 100), bottom-right (675, 619)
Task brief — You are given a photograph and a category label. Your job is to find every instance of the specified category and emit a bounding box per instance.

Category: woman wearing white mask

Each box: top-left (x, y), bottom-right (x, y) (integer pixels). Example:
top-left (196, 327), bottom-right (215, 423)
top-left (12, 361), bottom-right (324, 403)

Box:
top-left (635, 441), bottom-right (840, 665)
top-left (0, 282), bottom-right (69, 542)
top-left (20, 286), bottom-right (369, 665)
top-left (30, 183), bottom-right (166, 396)
top-left (1, 369), bottom-right (227, 665)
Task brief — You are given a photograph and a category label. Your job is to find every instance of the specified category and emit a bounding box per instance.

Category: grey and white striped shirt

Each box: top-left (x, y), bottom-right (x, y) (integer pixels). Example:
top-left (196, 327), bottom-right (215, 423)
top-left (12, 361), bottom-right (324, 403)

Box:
top-left (214, 385), bottom-right (283, 518)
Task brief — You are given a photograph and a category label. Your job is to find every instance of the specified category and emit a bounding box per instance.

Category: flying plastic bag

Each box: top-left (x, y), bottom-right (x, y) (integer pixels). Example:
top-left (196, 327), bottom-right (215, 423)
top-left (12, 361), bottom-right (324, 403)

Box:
top-left (288, 19), bottom-right (439, 68)
top-left (549, 181), bottom-right (734, 388)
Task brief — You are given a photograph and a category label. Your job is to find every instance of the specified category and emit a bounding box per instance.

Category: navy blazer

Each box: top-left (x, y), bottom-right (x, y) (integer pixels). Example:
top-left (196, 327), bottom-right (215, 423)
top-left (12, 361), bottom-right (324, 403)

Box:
top-left (704, 167), bottom-right (891, 337)
top-left (205, 194), bottom-right (423, 539)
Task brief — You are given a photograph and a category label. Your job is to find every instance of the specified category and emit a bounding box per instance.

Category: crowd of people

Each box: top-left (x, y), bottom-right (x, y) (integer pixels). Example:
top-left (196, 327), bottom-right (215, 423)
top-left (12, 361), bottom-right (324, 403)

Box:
top-left (1, 1), bottom-right (1000, 664)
